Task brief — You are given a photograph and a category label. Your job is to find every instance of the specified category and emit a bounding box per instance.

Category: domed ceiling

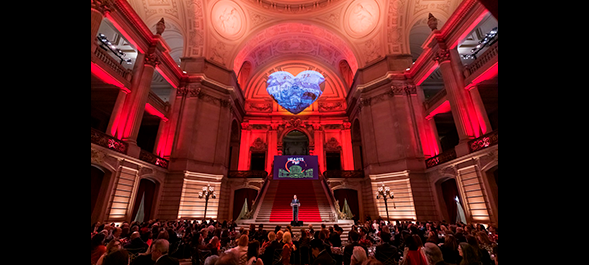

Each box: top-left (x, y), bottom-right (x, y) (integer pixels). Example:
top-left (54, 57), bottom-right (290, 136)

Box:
top-left (127, 0), bottom-right (463, 105)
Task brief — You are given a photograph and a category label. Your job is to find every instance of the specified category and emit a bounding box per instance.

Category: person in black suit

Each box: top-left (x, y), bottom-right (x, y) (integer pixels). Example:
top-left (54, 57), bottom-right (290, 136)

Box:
top-left (291, 195), bottom-right (300, 222)
top-left (374, 232), bottom-right (398, 265)
top-left (310, 239), bottom-right (334, 265)
top-left (151, 239), bottom-right (179, 265)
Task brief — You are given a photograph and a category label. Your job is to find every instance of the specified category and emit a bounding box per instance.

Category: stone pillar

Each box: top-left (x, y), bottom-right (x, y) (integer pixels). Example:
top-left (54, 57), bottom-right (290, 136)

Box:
top-left (118, 49), bottom-right (158, 153)
top-left (154, 86), bottom-right (178, 159)
top-left (340, 121), bottom-right (355, 170)
top-left (238, 123), bottom-right (251, 171)
top-left (433, 47), bottom-right (479, 143)
top-left (313, 124), bottom-right (325, 173)
top-left (107, 89), bottom-right (127, 137)
top-left (412, 86), bottom-right (440, 157)
top-left (468, 86), bottom-right (493, 134)
top-left (267, 125), bottom-right (279, 175)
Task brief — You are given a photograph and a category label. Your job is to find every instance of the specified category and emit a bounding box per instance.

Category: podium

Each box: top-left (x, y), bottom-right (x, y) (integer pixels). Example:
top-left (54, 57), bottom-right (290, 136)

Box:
top-left (291, 221), bottom-right (304, 226)
top-left (291, 202), bottom-right (301, 226)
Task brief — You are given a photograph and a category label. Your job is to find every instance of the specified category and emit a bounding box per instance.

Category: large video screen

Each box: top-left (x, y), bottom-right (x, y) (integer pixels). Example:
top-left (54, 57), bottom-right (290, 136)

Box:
top-left (273, 155), bottom-right (319, 180)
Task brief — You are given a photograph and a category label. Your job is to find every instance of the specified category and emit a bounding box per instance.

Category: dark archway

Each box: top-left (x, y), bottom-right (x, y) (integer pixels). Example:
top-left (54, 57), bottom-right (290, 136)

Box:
top-left (131, 178), bottom-right (158, 222)
top-left (91, 166), bottom-right (105, 215)
top-left (233, 188), bottom-right (258, 220)
top-left (438, 178), bottom-right (464, 224)
top-left (485, 165), bottom-right (498, 222)
top-left (334, 189), bottom-right (360, 222)
top-left (283, 130), bottom-right (309, 155)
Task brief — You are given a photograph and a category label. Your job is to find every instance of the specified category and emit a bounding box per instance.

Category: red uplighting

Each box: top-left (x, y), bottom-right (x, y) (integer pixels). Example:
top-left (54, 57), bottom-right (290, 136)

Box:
top-left (144, 103), bottom-right (169, 122)
top-left (91, 62), bottom-right (130, 93)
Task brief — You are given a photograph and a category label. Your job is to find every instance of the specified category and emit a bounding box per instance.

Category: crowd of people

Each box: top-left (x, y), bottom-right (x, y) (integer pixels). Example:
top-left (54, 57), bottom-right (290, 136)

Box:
top-left (91, 218), bottom-right (498, 265)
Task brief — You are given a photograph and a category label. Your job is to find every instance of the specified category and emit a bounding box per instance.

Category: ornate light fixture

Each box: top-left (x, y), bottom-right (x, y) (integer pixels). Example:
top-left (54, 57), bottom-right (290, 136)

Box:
top-left (199, 183), bottom-right (217, 220)
top-left (375, 183), bottom-right (396, 222)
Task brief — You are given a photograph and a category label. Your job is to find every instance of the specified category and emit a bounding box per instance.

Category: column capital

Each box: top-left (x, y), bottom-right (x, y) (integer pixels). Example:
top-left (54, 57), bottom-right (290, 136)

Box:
top-left (433, 48), bottom-right (451, 63)
top-left (144, 52), bottom-right (160, 67)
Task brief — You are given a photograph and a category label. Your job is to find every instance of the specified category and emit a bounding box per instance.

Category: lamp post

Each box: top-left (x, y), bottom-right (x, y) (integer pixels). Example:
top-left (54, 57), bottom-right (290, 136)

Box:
top-left (375, 183), bottom-right (396, 222)
top-left (199, 183), bottom-right (217, 220)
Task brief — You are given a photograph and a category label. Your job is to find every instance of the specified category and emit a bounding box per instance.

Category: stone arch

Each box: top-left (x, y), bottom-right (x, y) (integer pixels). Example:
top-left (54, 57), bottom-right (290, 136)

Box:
top-left (433, 176), bottom-right (463, 223)
top-left (91, 162), bottom-right (116, 223)
top-left (130, 177), bottom-right (161, 222)
top-left (278, 126), bottom-right (315, 152)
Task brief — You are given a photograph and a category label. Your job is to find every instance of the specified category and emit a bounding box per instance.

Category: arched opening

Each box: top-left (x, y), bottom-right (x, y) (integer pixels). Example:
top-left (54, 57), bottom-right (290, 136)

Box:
top-left (233, 188), bottom-right (258, 220)
top-left (334, 189), bottom-right (360, 222)
top-left (351, 119), bottom-right (364, 170)
top-left (484, 165), bottom-right (498, 221)
top-left (409, 21), bottom-right (433, 61)
top-left (339, 59), bottom-right (354, 88)
top-left (91, 164), bottom-right (114, 223)
top-left (91, 165), bottom-right (105, 215)
top-left (237, 61), bottom-right (252, 89)
top-left (283, 130), bottom-right (309, 155)
top-left (437, 178), bottom-right (465, 224)
top-left (131, 178), bottom-right (159, 222)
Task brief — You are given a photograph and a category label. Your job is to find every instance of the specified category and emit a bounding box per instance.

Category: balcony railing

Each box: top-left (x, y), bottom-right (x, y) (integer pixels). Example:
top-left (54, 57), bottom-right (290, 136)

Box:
top-left (228, 170), bottom-right (268, 178)
top-left (91, 128), bottom-right (128, 155)
top-left (426, 130), bottom-right (498, 169)
top-left (468, 130), bottom-right (498, 153)
top-left (93, 41), bottom-right (133, 82)
top-left (139, 149), bottom-right (169, 169)
top-left (323, 170), bottom-right (365, 179)
top-left (464, 40), bottom-right (498, 79)
top-left (425, 149), bottom-right (457, 169)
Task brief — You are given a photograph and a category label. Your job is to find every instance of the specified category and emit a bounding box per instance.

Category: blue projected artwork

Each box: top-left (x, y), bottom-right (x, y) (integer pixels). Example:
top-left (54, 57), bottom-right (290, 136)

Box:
top-left (266, 70), bottom-right (325, 114)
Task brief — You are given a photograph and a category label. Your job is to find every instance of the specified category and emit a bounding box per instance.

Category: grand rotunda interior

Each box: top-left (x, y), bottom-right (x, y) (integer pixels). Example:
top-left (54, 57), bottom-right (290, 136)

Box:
top-left (91, 0), bottom-right (498, 231)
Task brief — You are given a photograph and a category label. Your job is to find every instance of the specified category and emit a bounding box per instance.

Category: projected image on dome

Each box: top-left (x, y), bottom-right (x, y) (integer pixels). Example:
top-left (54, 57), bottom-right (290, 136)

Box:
top-left (266, 70), bottom-right (325, 114)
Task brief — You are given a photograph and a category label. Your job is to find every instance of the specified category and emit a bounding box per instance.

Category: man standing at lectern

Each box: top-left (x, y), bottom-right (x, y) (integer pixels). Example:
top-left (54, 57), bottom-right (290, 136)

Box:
top-left (291, 195), bottom-right (300, 222)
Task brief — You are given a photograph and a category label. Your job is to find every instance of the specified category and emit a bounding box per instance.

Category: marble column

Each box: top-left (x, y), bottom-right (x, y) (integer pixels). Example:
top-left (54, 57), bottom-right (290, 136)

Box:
top-left (433, 47), bottom-right (479, 142)
top-left (118, 49), bottom-right (158, 151)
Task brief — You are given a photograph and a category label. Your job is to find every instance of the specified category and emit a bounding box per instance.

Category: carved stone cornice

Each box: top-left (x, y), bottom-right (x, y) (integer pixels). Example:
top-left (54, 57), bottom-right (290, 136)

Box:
top-left (392, 84), bottom-right (417, 96)
top-left (177, 84), bottom-right (201, 98)
top-left (91, 0), bottom-right (113, 14)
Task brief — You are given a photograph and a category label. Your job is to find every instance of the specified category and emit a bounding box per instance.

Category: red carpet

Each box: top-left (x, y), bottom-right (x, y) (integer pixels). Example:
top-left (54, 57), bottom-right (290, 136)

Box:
top-left (269, 180), bottom-right (322, 222)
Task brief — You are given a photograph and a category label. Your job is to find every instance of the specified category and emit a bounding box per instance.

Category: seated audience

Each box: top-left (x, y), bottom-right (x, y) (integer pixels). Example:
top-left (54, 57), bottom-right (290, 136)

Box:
top-left (310, 239), bottom-right (334, 265)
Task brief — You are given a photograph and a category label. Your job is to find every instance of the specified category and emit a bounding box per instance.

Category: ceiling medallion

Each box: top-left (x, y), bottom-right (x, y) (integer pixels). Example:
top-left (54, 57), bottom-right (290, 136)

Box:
top-left (266, 71), bottom-right (325, 114)
top-left (343, 0), bottom-right (380, 38)
top-left (211, 0), bottom-right (246, 40)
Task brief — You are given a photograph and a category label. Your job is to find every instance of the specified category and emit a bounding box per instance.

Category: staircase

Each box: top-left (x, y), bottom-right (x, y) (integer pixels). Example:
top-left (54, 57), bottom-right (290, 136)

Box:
top-left (238, 178), bottom-right (353, 242)
top-left (255, 180), bottom-right (280, 222)
top-left (256, 179), bottom-right (334, 222)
